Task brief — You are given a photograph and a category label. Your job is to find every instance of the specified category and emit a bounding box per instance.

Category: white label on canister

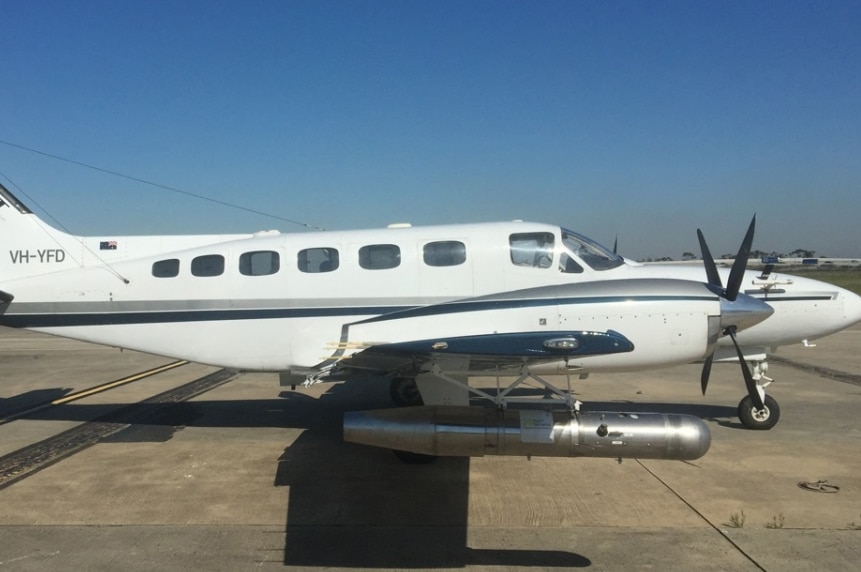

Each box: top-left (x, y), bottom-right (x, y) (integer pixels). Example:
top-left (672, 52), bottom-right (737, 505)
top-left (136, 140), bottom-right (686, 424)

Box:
top-left (519, 410), bottom-right (554, 444)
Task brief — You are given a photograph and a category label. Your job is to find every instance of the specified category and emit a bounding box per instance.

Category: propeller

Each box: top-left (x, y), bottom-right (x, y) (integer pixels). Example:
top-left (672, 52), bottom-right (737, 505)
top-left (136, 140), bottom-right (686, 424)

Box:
top-left (697, 215), bottom-right (766, 411)
top-left (726, 326), bottom-right (764, 410)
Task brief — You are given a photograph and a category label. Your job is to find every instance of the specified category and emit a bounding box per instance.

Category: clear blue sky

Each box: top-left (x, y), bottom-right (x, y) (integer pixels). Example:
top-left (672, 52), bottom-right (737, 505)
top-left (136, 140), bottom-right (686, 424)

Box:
top-left (1, 0), bottom-right (859, 259)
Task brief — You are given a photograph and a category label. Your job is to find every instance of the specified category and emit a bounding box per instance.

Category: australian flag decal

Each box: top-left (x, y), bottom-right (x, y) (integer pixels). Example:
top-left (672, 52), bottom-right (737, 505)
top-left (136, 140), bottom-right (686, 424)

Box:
top-left (100, 240), bottom-right (118, 250)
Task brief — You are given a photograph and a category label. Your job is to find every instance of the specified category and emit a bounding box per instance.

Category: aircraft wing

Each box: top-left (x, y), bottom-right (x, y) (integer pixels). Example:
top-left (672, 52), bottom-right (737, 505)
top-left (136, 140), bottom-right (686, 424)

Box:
top-left (338, 329), bottom-right (635, 378)
top-left (316, 278), bottom-right (718, 381)
top-left (320, 282), bottom-right (726, 378)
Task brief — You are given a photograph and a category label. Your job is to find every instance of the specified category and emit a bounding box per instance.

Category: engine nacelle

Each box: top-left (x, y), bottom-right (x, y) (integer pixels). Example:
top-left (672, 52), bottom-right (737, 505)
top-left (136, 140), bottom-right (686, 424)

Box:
top-left (344, 406), bottom-right (711, 460)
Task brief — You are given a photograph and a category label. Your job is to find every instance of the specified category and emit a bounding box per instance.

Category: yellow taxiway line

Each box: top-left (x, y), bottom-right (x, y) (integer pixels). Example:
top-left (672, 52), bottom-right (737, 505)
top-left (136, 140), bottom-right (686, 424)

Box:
top-left (0, 360), bottom-right (189, 424)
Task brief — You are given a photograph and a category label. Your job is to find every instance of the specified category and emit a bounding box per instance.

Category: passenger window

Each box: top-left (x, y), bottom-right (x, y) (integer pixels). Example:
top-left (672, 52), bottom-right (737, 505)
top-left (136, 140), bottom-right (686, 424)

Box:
top-left (509, 233), bottom-right (554, 268)
top-left (191, 254), bottom-right (225, 277)
top-left (298, 248), bottom-right (340, 273)
top-left (152, 259), bottom-right (179, 278)
top-left (423, 241), bottom-right (466, 267)
top-left (239, 251), bottom-right (280, 276)
top-left (359, 244), bottom-right (400, 270)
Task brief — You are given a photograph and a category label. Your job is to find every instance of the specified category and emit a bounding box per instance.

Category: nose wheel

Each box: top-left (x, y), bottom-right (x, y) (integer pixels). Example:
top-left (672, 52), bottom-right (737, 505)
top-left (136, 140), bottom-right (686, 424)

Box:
top-left (738, 394), bottom-right (780, 430)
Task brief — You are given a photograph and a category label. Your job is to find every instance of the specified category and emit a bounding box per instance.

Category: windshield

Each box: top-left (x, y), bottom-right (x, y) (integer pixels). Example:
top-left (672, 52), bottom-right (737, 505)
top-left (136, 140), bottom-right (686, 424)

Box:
top-left (561, 229), bottom-right (624, 271)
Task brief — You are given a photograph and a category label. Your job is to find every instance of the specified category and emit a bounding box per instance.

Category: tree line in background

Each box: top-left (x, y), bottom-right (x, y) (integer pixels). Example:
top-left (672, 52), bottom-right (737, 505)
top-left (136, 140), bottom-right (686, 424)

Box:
top-left (641, 248), bottom-right (818, 263)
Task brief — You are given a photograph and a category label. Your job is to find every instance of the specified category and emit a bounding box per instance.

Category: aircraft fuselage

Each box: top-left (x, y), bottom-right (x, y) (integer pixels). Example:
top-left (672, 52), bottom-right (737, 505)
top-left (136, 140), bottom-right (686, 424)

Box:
top-left (1, 215), bottom-right (858, 375)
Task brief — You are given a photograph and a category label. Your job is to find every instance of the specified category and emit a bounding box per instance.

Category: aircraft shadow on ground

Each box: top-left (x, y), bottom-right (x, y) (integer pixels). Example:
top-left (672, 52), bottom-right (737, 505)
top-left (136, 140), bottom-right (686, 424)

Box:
top-left (10, 378), bottom-right (743, 568)
top-left (12, 384), bottom-right (742, 443)
top-left (15, 383), bottom-right (739, 433)
top-left (0, 387), bottom-right (75, 419)
top-left (273, 379), bottom-right (590, 568)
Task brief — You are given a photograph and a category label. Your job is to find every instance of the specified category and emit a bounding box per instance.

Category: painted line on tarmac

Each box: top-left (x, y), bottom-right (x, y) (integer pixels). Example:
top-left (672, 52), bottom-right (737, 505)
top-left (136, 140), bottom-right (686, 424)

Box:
top-left (0, 368), bottom-right (240, 491)
top-left (770, 355), bottom-right (861, 386)
top-left (0, 360), bottom-right (189, 425)
top-left (636, 460), bottom-right (767, 572)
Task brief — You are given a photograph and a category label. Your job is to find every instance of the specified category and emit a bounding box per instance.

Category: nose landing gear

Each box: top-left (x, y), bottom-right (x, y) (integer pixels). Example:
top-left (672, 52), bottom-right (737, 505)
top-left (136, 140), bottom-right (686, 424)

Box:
top-left (738, 394), bottom-right (780, 430)
top-left (737, 360), bottom-right (780, 430)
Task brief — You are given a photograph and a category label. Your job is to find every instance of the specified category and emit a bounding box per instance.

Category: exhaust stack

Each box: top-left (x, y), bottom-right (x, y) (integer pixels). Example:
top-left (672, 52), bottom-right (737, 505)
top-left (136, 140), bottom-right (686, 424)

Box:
top-left (344, 406), bottom-right (711, 460)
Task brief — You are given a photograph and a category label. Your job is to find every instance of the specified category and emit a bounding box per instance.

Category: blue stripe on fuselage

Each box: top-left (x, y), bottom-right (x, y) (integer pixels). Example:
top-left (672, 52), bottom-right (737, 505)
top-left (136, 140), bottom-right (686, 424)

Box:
top-left (0, 295), bottom-right (714, 329)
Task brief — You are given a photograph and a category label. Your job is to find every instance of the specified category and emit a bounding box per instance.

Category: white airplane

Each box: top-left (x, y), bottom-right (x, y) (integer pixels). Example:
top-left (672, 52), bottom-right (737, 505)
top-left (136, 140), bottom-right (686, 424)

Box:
top-left (1, 182), bottom-right (859, 461)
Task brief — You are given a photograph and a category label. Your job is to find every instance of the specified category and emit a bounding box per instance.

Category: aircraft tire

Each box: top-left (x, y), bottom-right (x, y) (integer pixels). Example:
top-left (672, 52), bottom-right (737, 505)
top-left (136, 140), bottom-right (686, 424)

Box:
top-left (392, 449), bottom-right (437, 464)
top-left (389, 377), bottom-right (423, 406)
top-left (737, 394), bottom-right (780, 430)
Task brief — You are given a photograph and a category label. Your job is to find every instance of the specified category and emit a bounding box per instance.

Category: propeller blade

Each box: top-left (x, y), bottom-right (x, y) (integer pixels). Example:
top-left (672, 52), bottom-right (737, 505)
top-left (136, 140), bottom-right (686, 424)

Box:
top-left (613, 235), bottom-right (618, 255)
top-left (726, 326), bottom-right (765, 411)
top-left (697, 229), bottom-right (722, 289)
top-left (700, 352), bottom-right (714, 395)
top-left (725, 215), bottom-right (756, 301)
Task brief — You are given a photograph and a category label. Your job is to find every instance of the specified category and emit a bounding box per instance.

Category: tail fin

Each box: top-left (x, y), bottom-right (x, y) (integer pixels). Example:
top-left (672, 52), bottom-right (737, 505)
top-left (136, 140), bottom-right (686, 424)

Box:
top-left (0, 181), bottom-right (80, 282)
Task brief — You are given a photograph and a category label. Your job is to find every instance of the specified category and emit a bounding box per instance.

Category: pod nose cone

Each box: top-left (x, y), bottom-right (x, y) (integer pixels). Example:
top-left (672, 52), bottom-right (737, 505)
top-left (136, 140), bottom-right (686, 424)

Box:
top-left (720, 293), bottom-right (774, 332)
top-left (842, 288), bottom-right (861, 326)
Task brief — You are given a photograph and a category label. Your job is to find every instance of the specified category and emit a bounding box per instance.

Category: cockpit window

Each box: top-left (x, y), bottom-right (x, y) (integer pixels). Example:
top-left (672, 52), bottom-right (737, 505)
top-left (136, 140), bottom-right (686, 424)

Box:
top-left (559, 253), bottom-right (584, 274)
top-left (561, 229), bottom-right (624, 271)
top-left (510, 232), bottom-right (554, 269)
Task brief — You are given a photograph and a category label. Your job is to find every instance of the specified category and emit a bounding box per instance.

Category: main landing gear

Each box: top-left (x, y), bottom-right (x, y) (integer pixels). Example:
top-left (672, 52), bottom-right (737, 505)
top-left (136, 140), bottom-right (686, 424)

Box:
top-left (389, 377), bottom-right (423, 407)
top-left (737, 359), bottom-right (780, 430)
top-left (387, 367), bottom-right (583, 464)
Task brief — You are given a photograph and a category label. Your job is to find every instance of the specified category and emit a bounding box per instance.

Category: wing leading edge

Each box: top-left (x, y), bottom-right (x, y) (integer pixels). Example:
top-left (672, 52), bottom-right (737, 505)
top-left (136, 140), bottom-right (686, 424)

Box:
top-left (338, 329), bottom-right (634, 377)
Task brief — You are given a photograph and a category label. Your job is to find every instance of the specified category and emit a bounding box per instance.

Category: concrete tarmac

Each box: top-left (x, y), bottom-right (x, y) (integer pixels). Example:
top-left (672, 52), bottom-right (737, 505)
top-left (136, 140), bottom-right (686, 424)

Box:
top-left (0, 325), bottom-right (859, 571)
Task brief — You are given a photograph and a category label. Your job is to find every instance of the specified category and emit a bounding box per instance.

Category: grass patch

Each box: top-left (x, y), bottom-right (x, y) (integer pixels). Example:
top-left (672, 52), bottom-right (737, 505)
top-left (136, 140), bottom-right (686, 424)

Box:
top-left (724, 510), bottom-right (746, 528)
top-left (774, 267), bottom-right (861, 296)
top-left (765, 513), bottom-right (785, 529)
